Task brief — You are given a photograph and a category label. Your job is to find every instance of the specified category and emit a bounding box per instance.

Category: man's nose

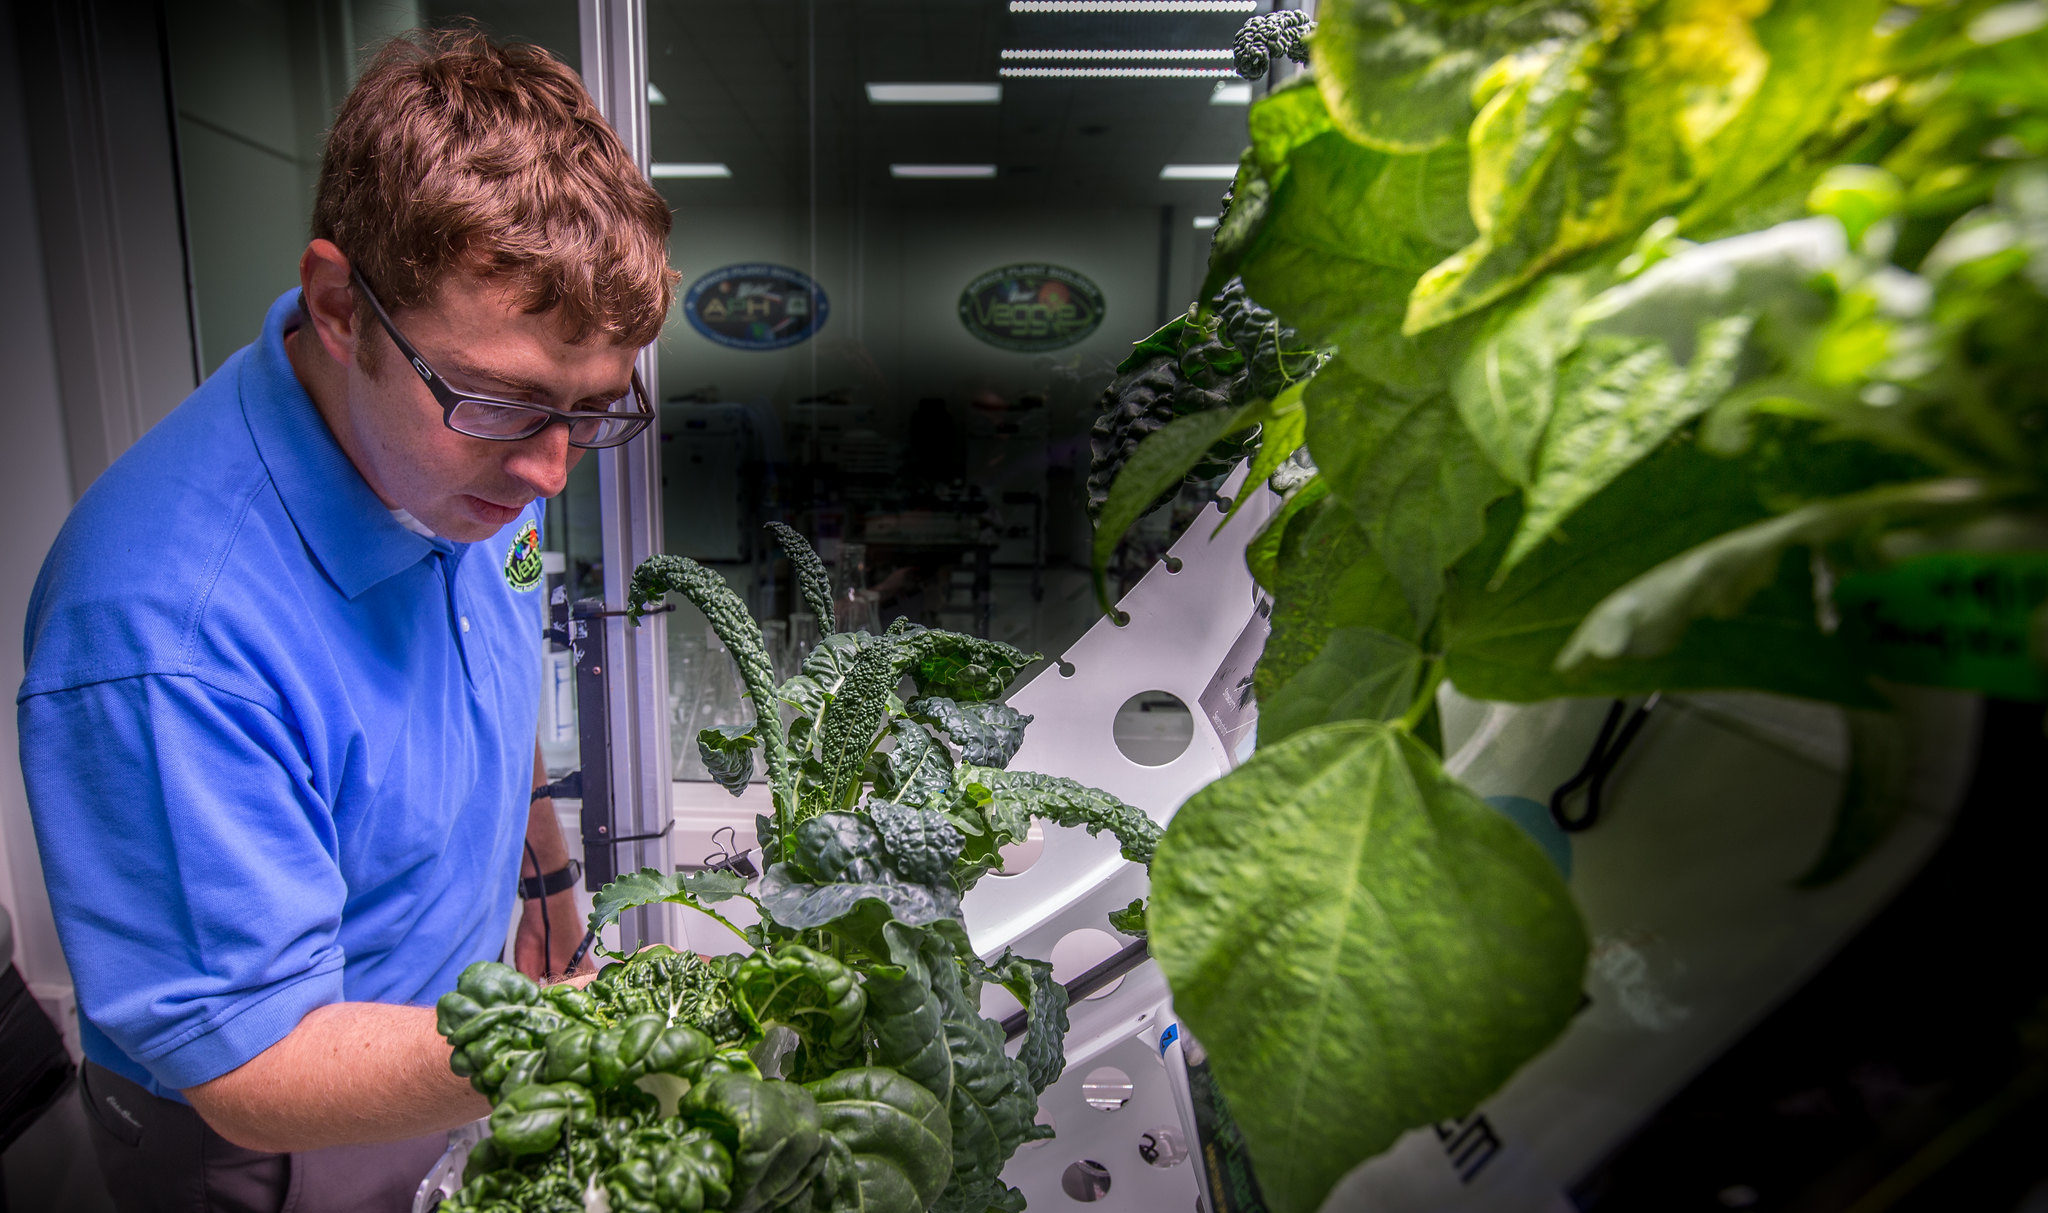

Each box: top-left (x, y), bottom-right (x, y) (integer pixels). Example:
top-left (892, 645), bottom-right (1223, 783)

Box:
top-left (504, 419), bottom-right (576, 498)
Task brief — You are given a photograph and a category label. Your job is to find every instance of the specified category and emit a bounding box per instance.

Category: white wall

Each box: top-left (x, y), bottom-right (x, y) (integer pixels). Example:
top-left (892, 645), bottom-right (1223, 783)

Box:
top-left (0, 0), bottom-right (85, 1032)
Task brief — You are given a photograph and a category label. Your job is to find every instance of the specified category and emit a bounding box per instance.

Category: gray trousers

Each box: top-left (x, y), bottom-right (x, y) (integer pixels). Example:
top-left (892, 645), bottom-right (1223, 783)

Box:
top-left (78, 1062), bottom-right (449, 1213)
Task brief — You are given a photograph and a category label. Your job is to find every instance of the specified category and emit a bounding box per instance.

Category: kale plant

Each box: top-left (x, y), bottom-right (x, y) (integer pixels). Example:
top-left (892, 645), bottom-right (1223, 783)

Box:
top-left (438, 526), bottom-right (1159, 1213)
top-left (1087, 4), bottom-right (2048, 1211)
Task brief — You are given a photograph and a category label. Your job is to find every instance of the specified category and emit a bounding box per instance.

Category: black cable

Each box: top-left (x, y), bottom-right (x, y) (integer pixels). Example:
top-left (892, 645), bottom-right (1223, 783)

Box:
top-left (524, 840), bottom-right (551, 979)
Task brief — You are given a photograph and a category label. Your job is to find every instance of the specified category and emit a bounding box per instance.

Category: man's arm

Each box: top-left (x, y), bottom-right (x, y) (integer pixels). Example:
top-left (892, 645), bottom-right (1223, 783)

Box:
top-left (517, 746), bottom-right (595, 980)
top-left (182, 1001), bottom-right (485, 1152)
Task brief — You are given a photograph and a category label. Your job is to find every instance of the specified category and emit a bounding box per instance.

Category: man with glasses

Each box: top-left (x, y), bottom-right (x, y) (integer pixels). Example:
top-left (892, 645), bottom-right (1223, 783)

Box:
top-left (17, 29), bottom-right (672, 1212)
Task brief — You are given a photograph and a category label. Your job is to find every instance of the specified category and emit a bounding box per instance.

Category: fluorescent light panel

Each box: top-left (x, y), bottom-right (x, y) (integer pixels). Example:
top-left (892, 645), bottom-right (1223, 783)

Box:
top-left (1159, 163), bottom-right (1240, 180)
top-left (1010, 1), bottom-right (1257, 10)
top-left (999, 48), bottom-right (1234, 60)
top-left (890, 164), bottom-right (999, 178)
top-left (650, 162), bottom-right (732, 179)
top-left (1000, 66), bottom-right (1237, 78)
top-left (1193, 215), bottom-right (1219, 229)
top-left (1211, 80), bottom-right (1252, 104)
top-left (647, 82), bottom-right (667, 105)
top-left (865, 82), bottom-right (1003, 104)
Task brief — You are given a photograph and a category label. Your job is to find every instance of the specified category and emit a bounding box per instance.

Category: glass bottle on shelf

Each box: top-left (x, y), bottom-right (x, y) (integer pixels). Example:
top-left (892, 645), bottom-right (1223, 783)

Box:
top-left (835, 542), bottom-right (880, 634)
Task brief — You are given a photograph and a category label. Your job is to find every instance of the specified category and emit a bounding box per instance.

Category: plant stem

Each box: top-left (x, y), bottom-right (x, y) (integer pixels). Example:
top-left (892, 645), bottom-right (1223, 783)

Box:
top-left (1397, 661), bottom-right (1447, 734)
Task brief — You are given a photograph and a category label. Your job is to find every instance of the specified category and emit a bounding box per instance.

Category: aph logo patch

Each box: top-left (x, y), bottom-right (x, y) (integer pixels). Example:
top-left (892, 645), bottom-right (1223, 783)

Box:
top-left (503, 519), bottom-right (543, 592)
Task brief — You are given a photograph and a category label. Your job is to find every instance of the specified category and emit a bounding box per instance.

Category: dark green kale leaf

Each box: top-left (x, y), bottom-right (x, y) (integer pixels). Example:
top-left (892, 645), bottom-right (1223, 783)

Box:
top-left (590, 945), bottom-right (745, 1043)
top-left (907, 698), bottom-right (1032, 768)
top-left (698, 724), bottom-right (759, 796)
top-left (955, 766), bottom-right (1162, 866)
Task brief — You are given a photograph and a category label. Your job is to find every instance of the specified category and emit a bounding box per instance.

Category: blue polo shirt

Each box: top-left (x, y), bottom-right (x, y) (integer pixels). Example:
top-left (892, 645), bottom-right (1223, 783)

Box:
top-left (18, 290), bottom-right (545, 1100)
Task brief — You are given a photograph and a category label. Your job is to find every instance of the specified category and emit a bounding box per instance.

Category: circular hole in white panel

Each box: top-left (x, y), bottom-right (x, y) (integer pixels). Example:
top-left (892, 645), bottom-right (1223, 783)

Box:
top-left (1062, 1160), bottom-right (1113, 1202)
top-left (994, 822), bottom-right (1045, 877)
top-left (1081, 1067), bottom-right (1133, 1113)
top-left (1139, 1126), bottom-right (1189, 1168)
top-left (1113, 691), bottom-right (1193, 767)
top-left (1051, 928), bottom-right (1124, 1000)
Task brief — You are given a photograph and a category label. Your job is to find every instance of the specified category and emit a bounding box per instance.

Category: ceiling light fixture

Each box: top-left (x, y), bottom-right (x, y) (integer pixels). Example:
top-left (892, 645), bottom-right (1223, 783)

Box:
top-left (865, 83), bottom-right (1003, 104)
top-left (999, 48), bottom-right (1234, 60)
top-left (1193, 215), bottom-right (1220, 229)
top-left (650, 162), bottom-right (732, 179)
top-left (1000, 66), bottom-right (1238, 78)
top-left (1159, 164), bottom-right (1241, 180)
top-left (647, 82), bottom-right (668, 105)
top-left (1010, 1), bottom-right (1257, 11)
top-left (890, 164), bottom-right (999, 178)
top-left (1211, 80), bottom-right (1252, 104)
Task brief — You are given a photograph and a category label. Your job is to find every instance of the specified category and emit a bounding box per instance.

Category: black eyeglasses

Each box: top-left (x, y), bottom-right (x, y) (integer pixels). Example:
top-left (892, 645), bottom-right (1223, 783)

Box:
top-left (350, 266), bottom-right (654, 450)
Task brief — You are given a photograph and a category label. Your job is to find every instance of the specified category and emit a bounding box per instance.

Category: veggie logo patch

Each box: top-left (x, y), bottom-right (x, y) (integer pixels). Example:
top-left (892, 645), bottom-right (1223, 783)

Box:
top-left (958, 263), bottom-right (1105, 352)
top-left (683, 264), bottom-right (829, 351)
top-left (503, 519), bottom-right (542, 592)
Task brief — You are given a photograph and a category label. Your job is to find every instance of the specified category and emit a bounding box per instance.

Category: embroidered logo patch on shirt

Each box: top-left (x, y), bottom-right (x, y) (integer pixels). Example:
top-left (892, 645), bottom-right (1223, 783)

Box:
top-left (504, 519), bottom-right (543, 591)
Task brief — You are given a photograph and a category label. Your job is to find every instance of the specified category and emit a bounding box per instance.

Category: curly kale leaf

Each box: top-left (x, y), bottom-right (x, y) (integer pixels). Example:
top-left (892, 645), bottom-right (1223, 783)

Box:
top-left (757, 813), bottom-right (963, 933)
top-left (768, 521), bottom-right (836, 628)
top-left (1108, 897), bottom-right (1149, 939)
top-left (890, 625), bottom-right (1040, 702)
top-left (980, 951), bottom-right (1069, 1095)
top-left (699, 724), bottom-right (759, 796)
top-left (956, 766), bottom-right (1162, 866)
top-left (866, 801), bottom-right (966, 886)
top-left (1233, 8), bottom-right (1314, 79)
top-left (590, 945), bottom-right (746, 1043)
top-left (628, 554), bottom-right (790, 798)
top-left (865, 923), bottom-right (1049, 1213)
top-left (907, 698), bottom-right (1032, 768)
top-left (874, 718), bottom-right (957, 811)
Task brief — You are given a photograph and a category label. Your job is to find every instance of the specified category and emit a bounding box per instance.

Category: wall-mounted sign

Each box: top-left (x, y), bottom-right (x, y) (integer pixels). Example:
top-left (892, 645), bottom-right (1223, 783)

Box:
top-left (683, 264), bottom-right (829, 351)
top-left (958, 263), bottom-right (1105, 352)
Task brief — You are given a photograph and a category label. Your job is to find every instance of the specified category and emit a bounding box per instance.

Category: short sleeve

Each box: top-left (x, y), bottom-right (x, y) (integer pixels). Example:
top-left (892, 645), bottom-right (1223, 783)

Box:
top-left (18, 673), bottom-right (348, 1091)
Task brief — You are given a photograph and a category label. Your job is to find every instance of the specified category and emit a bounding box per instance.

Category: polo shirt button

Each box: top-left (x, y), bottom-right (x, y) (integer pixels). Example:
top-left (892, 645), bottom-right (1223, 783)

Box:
top-left (460, 616), bottom-right (471, 633)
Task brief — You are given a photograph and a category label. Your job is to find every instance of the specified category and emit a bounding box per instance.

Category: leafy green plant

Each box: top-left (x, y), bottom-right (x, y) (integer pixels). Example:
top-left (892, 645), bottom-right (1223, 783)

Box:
top-left (439, 527), bottom-right (1162, 1213)
top-left (1095, 3), bottom-right (2048, 1210)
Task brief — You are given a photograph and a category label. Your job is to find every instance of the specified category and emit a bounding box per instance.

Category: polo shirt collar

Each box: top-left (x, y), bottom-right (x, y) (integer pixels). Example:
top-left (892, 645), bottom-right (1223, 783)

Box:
top-left (241, 289), bottom-right (449, 599)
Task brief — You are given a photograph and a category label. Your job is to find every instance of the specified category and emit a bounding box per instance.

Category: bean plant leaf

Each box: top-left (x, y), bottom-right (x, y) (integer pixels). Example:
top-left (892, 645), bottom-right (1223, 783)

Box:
top-left (1259, 627), bottom-right (1429, 747)
top-left (1149, 719), bottom-right (1588, 1213)
top-left (908, 698), bottom-right (1033, 768)
top-left (588, 867), bottom-right (749, 939)
top-left (698, 724), bottom-right (759, 797)
top-left (1558, 478), bottom-right (1993, 670)
top-left (1304, 357), bottom-right (1510, 625)
top-left (956, 766), bottom-right (1161, 866)
top-left (1449, 271), bottom-right (1597, 486)
top-left (1254, 491), bottom-right (1416, 705)
top-left (1246, 476), bottom-right (1329, 597)
top-left (1443, 444), bottom-right (1878, 705)
top-left (1502, 313), bottom-right (1757, 574)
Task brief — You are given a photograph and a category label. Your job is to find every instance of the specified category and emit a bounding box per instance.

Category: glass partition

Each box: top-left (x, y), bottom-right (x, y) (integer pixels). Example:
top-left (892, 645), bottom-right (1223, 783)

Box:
top-left (646, 0), bottom-right (1261, 780)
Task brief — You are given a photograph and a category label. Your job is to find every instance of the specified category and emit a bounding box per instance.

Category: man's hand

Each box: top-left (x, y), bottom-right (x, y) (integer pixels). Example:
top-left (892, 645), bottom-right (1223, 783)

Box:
top-left (514, 885), bottom-right (596, 981)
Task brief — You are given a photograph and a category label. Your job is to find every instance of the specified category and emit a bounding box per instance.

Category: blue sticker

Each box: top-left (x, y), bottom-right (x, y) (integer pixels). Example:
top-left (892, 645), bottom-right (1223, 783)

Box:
top-left (1484, 795), bottom-right (1573, 880)
top-left (1159, 1023), bottom-right (1180, 1056)
top-left (683, 264), bottom-right (829, 351)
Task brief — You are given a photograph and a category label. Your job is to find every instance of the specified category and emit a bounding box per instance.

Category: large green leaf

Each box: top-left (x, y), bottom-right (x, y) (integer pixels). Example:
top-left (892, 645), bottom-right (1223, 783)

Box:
top-left (1260, 627), bottom-right (1430, 747)
top-left (907, 698), bottom-right (1033, 769)
top-left (1405, 1), bottom-right (1784, 333)
top-left (698, 724), bottom-right (759, 797)
top-left (874, 718), bottom-right (957, 812)
top-left (1255, 489), bottom-right (1418, 703)
top-left (1442, 444), bottom-right (1878, 705)
top-left (1150, 720), bottom-right (1588, 1213)
top-left (808, 1067), bottom-right (954, 1213)
top-left (1304, 357), bottom-right (1509, 624)
top-left (587, 867), bottom-right (749, 939)
top-left (1503, 313), bottom-right (1756, 573)
top-left (1246, 477), bottom-right (1329, 597)
top-left (866, 923), bottom-right (1046, 1213)
top-left (1312, 0), bottom-right (1593, 153)
top-left (1558, 478), bottom-right (1992, 670)
top-left (1449, 270), bottom-right (1597, 485)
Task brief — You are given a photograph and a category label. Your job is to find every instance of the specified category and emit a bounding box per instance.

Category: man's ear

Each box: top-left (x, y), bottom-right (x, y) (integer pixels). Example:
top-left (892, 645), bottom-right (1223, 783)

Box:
top-left (298, 240), bottom-right (361, 368)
